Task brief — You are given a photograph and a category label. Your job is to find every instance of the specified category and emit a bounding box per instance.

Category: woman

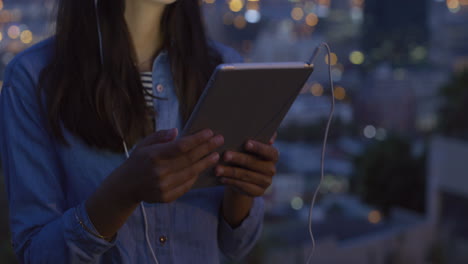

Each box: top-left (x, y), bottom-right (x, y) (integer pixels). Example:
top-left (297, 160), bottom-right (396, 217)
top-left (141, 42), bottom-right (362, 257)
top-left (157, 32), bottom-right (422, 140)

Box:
top-left (0, 0), bottom-right (279, 263)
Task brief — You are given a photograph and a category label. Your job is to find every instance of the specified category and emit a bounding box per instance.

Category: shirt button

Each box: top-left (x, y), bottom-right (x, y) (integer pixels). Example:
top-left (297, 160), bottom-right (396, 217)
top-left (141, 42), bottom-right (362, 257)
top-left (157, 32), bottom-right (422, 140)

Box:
top-left (159, 235), bottom-right (167, 244)
top-left (156, 84), bottom-right (164, 93)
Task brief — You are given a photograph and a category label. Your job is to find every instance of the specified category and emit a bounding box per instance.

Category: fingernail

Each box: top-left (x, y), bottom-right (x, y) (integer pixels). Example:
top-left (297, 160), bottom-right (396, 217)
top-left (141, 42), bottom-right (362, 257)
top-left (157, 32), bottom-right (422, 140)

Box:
top-left (204, 129), bottom-right (214, 138)
top-left (224, 152), bottom-right (232, 161)
top-left (211, 153), bottom-right (220, 161)
top-left (246, 141), bottom-right (254, 149)
top-left (213, 135), bottom-right (224, 145)
top-left (216, 167), bottom-right (224, 176)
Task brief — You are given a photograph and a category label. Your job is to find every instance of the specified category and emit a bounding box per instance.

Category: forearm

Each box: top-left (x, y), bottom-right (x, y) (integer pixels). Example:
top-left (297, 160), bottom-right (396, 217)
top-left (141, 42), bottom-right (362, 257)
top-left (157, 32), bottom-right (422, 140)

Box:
top-left (221, 187), bottom-right (254, 228)
top-left (218, 191), bottom-right (264, 261)
top-left (85, 168), bottom-right (140, 240)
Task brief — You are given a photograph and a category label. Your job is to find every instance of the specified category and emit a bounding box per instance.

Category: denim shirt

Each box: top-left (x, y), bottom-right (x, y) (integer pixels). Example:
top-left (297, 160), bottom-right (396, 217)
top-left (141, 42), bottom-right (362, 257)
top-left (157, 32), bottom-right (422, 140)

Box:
top-left (0, 38), bottom-right (265, 264)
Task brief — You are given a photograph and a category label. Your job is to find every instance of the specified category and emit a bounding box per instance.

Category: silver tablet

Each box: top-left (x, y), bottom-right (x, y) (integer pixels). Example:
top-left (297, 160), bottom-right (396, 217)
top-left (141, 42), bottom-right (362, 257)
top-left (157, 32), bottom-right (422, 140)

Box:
top-left (182, 62), bottom-right (315, 189)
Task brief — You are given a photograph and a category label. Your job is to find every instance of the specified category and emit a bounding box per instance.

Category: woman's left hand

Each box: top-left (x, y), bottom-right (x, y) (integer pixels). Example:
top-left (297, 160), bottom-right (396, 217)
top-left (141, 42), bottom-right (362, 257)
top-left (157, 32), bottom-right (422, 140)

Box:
top-left (216, 133), bottom-right (279, 197)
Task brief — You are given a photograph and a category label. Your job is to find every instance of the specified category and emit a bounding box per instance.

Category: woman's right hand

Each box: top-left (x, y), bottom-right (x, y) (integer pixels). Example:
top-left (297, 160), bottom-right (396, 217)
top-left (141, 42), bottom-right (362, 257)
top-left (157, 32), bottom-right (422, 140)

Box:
top-left (120, 128), bottom-right (224, 204)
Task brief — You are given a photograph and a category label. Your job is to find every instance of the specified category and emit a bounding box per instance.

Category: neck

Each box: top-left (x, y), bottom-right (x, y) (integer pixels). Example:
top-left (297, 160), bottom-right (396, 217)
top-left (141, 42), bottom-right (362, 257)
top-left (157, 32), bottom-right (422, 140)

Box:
top-left (124, 1), bottom-right (166, 71)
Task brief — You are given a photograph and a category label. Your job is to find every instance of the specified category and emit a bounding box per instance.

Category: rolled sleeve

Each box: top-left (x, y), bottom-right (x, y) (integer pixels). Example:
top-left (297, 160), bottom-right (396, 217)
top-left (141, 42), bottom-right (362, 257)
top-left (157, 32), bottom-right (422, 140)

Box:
top-left (218, 196), bottom-right (265, 261)
top-left (63, 201), bottom-right (117, 261)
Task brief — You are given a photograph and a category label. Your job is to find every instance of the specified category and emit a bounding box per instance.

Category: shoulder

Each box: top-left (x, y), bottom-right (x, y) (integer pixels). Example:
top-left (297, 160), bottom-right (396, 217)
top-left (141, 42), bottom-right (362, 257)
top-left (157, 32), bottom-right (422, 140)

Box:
top-left (208, 40), bottom-right (244, 64)
top-left (3, 37), bottom-right (54, 88)
top-left (2, 37), bottom-right (54, 99)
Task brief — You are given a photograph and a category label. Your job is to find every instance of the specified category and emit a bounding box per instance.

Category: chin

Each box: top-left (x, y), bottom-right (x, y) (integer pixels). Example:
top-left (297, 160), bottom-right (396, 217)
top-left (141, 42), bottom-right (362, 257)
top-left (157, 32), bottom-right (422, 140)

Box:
top-left (150, 0), bottom-right (177, 4)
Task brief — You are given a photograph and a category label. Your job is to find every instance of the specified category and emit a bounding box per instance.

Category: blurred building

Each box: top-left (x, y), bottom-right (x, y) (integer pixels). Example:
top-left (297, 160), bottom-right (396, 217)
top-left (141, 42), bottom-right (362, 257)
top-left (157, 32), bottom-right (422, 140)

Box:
top-left (429, 0), bottom-right (468, 72)
top-left (355, 0), bottom-right (468, 135)
top-left (256, 196), bottom-right (433, 264)
top-left (427, 136), bottom-right (468, 263)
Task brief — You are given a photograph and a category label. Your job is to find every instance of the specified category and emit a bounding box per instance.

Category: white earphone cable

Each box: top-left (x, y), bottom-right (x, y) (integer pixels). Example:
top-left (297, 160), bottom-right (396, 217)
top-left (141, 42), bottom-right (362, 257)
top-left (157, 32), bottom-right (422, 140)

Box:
top-left (305, 42), bottom-right (335, 264)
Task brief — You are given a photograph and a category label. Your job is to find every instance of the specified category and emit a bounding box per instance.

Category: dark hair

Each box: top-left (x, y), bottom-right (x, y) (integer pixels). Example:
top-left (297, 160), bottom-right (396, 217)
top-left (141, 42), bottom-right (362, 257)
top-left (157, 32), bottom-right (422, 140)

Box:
top-left (38, 0), bottom-right (223, 152)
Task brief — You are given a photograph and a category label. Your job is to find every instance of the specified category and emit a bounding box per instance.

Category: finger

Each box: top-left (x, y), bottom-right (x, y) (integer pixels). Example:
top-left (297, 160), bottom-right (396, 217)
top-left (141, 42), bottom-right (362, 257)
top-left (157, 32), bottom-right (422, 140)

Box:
top-left (269, 132), bottom-right (278, 145)
top-left (223, 151), bottom-right (275, 176)
top-left (163, 152), bottom-right (220, 193)
top-left (215, 165), bottom-right (272, 189)
top-left (166, 134), bottom-right (224, 171)
top-left (162, 170), bottom-right (200, 203)
top-left (138, 128), bottom-right (178, 147)
top-left (220, 177), bottom-right (265, 197)
top-left (152, 129), bottom-right (214, 158)
top-left (245, 140), bottom-right (280, 162)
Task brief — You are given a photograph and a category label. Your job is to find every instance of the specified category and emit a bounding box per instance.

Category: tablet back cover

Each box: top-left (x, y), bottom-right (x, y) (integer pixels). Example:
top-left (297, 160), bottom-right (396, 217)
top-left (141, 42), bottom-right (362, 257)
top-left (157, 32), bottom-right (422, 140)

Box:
top-left (182, 63), bottom-right (314, 189)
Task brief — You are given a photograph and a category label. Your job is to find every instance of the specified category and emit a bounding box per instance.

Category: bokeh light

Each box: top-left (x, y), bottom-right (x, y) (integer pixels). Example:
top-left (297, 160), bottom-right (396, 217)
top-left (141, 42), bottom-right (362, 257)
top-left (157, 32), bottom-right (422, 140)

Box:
top-left (20, 29), bottom-right (32, 44)
top-left (363, 125), bottom-right (377, 139)
top-left (245, 9), bottom-right (261, 23)
top-left (334, 85), bottom-right (346, 100)
top-left (291, 196), bottom-right (304, 210)
top-left (310, 83), bottom-right (324, 96)
top-left (305, 13), bottom-right (319, 27)
top-left (368, 210), bottom-right (382, 224)
top-left (291, 7), bottom-right (304, 21)
top-left (7, 25), bottom-right (20, 39)
top-left (233, 15), bottom-right (246, 29)
top-left (229, 0), bottom-right (244, 12)
top-left (349, 51), bottom-right (365, 64)
top-left (325, 52), bottom-right (338, 65)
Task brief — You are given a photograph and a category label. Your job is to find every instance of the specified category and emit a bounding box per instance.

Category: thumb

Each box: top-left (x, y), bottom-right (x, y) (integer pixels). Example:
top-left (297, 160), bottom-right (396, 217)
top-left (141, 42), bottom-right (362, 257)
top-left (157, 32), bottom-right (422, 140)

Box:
top-left (140, 128), bottom-right (178, 147)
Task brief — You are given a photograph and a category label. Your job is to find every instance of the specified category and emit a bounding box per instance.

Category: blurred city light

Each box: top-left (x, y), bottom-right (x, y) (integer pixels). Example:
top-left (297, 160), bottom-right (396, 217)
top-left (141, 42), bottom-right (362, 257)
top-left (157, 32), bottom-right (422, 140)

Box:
top-left (245, 9), bottom-right (261, 23)
top-left (291, 196), bottom-right (304, 210)
top-left (310, 83), bottom-right (324, 96)
top-left (233, 15), bottom-right (247, 29)
top-left (7, 25), bottom-right (20, 39)
top-left (291, 7), bottom-right (304, 21)
top-left (334, 86), bottom-right (346, 100)
top-left (368, 210), bottom-right (382, 224)
top-left (20, 29), bottom-right (32, 44)
top-left (363, 125), bottom-right (377, 139)
top-left (229, 0), bottom-right (244, 12)
top-left (349, 51), bottom-right (365, 64)
top-left (325, 52), bottom-right (338, 65)
top-left (375, 128), bottom-right (387, 141)
top-left (305, 13), bottom-right (319, 27)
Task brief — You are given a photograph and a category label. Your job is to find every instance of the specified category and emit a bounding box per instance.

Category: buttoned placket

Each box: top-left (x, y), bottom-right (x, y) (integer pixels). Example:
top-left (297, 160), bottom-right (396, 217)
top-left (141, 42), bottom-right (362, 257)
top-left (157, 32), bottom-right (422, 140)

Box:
top-left (149, 50), bottom-right (175, 263)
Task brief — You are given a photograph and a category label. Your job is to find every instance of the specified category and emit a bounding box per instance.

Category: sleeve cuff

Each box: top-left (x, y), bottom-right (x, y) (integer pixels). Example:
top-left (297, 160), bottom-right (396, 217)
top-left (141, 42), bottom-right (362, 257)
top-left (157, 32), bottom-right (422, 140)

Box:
top-left (63, 201), bottom-right (117, 259)
top-left (218, 196), bottom-right (265, 260)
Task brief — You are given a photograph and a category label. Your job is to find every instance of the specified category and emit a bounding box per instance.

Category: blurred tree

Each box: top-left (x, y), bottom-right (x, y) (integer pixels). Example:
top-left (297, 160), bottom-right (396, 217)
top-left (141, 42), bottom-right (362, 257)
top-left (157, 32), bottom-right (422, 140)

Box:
top-left (438, 69), bottom-right (468, 140)
top-left (351, 135), bottom-right (426, 216)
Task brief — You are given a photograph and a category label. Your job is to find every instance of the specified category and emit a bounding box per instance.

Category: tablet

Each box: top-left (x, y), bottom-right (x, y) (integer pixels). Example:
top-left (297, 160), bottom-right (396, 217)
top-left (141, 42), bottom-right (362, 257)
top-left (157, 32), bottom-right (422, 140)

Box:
top-left (182, 62), bottom-right (314, 189)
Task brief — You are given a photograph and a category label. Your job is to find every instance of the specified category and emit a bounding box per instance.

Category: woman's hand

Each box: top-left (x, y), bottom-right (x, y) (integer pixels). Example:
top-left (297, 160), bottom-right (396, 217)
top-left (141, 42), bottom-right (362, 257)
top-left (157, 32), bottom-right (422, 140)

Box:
top-left (216, 133), bottom-right (279, 197)
top-left (119, 128), bottom-right (224, 204)
top-left (86, 128), bottom-right (223, 239)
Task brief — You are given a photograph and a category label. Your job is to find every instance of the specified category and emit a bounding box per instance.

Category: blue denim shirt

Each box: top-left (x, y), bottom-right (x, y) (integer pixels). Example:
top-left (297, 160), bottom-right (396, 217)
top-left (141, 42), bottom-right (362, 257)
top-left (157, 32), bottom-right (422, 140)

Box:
top-left (0, 38), bottom-right (264, 264)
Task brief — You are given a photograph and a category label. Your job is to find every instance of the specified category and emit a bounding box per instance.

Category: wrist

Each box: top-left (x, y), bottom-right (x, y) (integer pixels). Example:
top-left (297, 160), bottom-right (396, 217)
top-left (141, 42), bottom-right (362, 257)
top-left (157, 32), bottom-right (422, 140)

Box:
top-left (222, 187), bottom-right (254, 228)
top-left (110, 162), bottom-right (141, 206)
top-left (85, 167), bottom-right (141, 239)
